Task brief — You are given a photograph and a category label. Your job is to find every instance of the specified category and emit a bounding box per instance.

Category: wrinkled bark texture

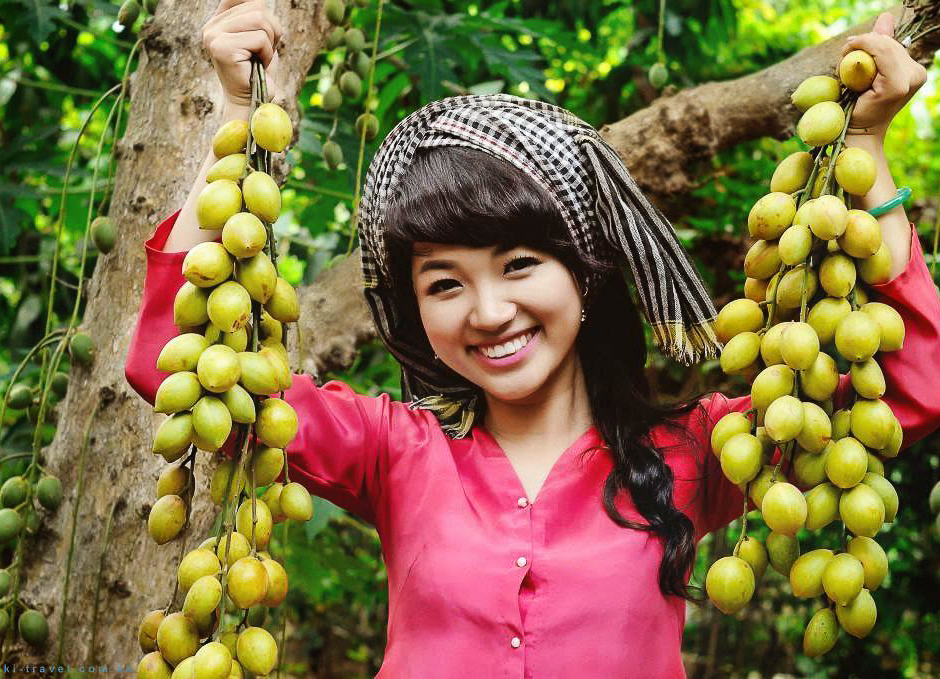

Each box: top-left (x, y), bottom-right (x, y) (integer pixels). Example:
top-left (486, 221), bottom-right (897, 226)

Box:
top-left (18, 0), bottom-right (938, 668)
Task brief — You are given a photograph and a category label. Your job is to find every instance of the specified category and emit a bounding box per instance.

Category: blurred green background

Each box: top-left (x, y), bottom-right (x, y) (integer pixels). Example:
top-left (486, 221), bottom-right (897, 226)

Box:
top-left (1, 0), bottom-right (938, 676)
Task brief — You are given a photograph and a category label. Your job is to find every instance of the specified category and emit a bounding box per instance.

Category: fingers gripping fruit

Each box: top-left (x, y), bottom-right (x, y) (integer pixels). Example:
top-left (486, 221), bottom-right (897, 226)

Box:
top-left (707, 44), bottom-right (908, 656)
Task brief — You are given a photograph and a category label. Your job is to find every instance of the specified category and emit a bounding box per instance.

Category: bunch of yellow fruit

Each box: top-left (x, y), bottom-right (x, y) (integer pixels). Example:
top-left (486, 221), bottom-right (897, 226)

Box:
top-left (140, 95), bottom-right (315, 679)
top-left (704, 48), bottom-right (906, 658)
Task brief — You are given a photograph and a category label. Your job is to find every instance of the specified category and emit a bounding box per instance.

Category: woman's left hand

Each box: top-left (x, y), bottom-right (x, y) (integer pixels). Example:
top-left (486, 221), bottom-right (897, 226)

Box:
top-left (841, 11), bottom-right (928, 137)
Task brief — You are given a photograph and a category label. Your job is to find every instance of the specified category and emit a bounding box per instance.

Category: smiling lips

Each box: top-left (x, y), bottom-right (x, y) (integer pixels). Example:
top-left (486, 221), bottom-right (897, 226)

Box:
top-left (475, 328), bottom-right (538, 358)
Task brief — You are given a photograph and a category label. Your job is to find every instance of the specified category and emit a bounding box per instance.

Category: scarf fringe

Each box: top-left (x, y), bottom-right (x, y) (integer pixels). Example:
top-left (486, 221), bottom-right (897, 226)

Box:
top-left (408, 393), bottom-right (479, 439)
top-left (651, 319), bottom-right (723, 365)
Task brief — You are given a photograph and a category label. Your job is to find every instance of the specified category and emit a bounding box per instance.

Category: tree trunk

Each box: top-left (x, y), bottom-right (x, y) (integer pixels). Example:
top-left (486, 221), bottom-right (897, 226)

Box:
top-left (14, 0), bottom-right (328, 666)
top-left (16, 0), bottom-right (938, 668)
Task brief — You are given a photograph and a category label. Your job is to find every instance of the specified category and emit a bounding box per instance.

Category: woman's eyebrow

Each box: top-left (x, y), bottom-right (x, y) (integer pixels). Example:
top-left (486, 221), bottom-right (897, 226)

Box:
top-left (415, 243), bottom-right (519, 275)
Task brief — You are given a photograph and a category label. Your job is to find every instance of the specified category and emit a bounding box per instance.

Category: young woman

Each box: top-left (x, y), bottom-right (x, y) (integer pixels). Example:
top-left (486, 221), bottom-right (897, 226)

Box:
top-left (125, 3), bottom-right (940, 676)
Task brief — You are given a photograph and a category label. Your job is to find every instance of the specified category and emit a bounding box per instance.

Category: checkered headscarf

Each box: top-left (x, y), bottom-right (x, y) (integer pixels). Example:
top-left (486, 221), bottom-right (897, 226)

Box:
top-left (357, 94), bottom-right (720, 438)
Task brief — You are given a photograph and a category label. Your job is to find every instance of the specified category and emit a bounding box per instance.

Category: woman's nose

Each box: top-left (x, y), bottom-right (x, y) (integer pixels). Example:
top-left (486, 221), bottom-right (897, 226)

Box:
top-left (469, 292), bottom-right (516, 329)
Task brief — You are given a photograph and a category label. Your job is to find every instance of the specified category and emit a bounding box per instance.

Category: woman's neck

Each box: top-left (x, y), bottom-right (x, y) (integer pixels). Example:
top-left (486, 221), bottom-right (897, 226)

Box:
top-left (480, 354), bottom-right (593, 450)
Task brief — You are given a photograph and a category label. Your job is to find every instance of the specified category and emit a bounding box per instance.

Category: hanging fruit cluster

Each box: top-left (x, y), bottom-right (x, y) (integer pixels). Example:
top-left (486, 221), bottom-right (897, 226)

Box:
top-left (705, 47), bottom-right (908, 657)
top-left (138, 61), bottom-right (314, 679)
top-left (320, 0), bottom-right (377, 170)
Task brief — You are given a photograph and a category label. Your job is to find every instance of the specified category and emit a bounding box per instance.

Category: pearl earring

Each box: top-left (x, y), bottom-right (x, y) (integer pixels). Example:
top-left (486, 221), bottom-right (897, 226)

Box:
top-left (580, 307), bottom-right (586, 323)
top-left (434, 353), bottom-right (440, 360)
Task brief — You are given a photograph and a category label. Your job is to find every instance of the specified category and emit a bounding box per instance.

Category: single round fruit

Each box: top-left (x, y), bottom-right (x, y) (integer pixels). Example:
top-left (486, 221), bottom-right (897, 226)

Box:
top-left (778, 224), bottom-right (812, 266)
top-left (705, 556), bottom-right (755, 614)
top-left (235, 499), bottom-right (273, 550)
top-left (835, 311), bottom-right (880, 362)
top-left (242, 171), bottom-right (281, 224)
top-left (264, 278), bottom-right (300, 323)
top-left (803, 608), bottom-right (839, 658)
top-left (237, 351), bottom-right (281, 395)
top-left (835, 588), bottom-right (877, 638)
top-left (862, 472), bottom-right (899, 523)
top-left (213, 120), bottom-right (249, 158)
top-left (183, 574), bottom-right (223, 620)
top-left (222, 212), bottom-right (267, 259)
top-left (716, 298), bottom-right (764, 342)
top-left (178, 548), bottom-right (221, 594)
top-left (345, 27), bottom-right (366, 52)
top-left (819, 253), bottom-right (857, 298)
top-left (257, 398), bottom-right (298, 449)
top-left (795, 402), bottom-right (831, 454)
top-left (174, 282), bottom-right (210, 328)
top-left (839, 484), bottom-right (885, 538)
top-left (734, 536), bottom-right (768, 581)
top-left (764, 395), bottom-right (804, 444)
top-left (825, 437), bottom-right (868, 489)
top-left (339, 71), bottom-right (362, 99)
top-left (69, 333), bottom-right (96, 367)
top-left (789, 548), bottom-right (833, 598)
top-left (761, 481), bottom-right (807, 536)
top-left (279, 482), bottom-right (313, 521)
top-left (748, 193), bottom-right (796, 240)
top-left (355, 112), bottom-right (379, 141)
top-left (18, 609), bottom-right (48, 648)
top-left (154, 371), bottom-right (202, 414)
top-left (835, 148), bottom-right (877, 197)
top-left (235, 253), bottom-right (277, 303)
top-left (766, 530), bottom-right (800, 576)
top-left (751, 365), bottom-right (794, 413)
top-left (860, 302), bottom-right (904, 352)
top-left (770, 151), bottom-right (813, 193)
top-left (207, 281), bottom-right (252, 334)
top-left (183, 242), bottom-right (233, 288)
top-left (148, 495), bottom-right (187, 545)
top-left (138, 610), bottom-right (165, 653)
top-left (850, 358), bottom-right (885, 399)
top-left (324, 0), bottom-right (345, 25)
top-left (0, 476), bottom-right (28, 508)
top-left (840, 50), bottom-right (878, 92)
top-left (791, 75), bottom-right (840, 112)
top-left (858, 243), bottom-right (892, 284)
top-left (193, 395), bottom-right (233, 451)
top-left (822, 552), bottom-right (865, 606)
top-left (322, 140), bottom-right (343, 169)
top-left (720, 332), bottom-right (760, 375)
top-left (157, 333), bottom-right (209, 373)
top-left (156, 465), bottom-right (192, 499)
top-left (193, 641), bottom-right (232, 679)
top-left (197, 344), bottom-right (241, 394)
top-left (801, 352), bottom-right (839, 402)
top-left (118, 0), bottom-right (141, 27)
top-left (850, 399), bottom-right (894, 450)
top-left (91, 216), bottom-right (116, 254)
top-left (648, 62), bottom-right (668, 88)
top-left (156, 611), bottom-right (199, 667)
top-left (197, 180), bottom-right (242, 231)
top-left (804, 482), bottom-right (840, 531)
top-left (780, 322), bottom-right (819, 371)
top-left (847, 536), bottom-right (888, 590)
top-left (207, 153), bottom-right (247, 183)
top-left (250, 103), bottom-right (293, 153)
top-left (236, 626), bottom-right (278, 676)
top-left (798, 101), bottom-right (845, 147)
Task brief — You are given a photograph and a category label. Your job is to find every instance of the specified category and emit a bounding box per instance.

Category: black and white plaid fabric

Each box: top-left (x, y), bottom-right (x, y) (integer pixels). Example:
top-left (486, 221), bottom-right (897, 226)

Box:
top-left (357, 93), bottom-right (720, 438)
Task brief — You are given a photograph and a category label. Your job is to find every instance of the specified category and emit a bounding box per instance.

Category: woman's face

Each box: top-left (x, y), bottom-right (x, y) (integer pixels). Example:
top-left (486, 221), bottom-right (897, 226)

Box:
top-left (411, 241), bottom-right (584, 404)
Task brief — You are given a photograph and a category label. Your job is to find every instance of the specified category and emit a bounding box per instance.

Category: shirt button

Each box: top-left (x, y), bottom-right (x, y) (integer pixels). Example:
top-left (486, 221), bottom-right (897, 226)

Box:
top-left (511, 637), bottom-right (522, 648)
top-left (516, 556), bottom-right (527, 567)
top-left (517, 497), bottom-right (529, 508)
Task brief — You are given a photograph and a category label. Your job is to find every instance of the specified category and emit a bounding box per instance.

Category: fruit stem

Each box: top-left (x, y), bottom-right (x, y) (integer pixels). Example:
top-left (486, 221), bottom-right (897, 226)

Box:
top-left (820, 98), bottom-right (857, 197)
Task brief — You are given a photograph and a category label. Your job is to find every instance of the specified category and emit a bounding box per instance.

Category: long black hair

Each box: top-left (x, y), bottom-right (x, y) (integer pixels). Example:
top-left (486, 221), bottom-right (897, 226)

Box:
top-left (382, 145), bottom-right (707, 602)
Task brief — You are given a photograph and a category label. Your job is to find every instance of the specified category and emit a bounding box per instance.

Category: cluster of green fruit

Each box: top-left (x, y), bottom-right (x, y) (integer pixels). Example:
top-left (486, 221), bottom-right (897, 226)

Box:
top-left (320, 0), bottom-right (378, 170)
top-left (139, 99), bottom-right (313, 679)
top-left (117, 0), bottom-right (158, 30)
top-left (704, 49), bottom-right (906, 658)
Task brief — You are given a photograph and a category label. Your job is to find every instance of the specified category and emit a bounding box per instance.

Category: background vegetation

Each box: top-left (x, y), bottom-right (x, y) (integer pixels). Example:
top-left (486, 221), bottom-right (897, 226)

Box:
top-left (0, 0), bottom-right (937, 676)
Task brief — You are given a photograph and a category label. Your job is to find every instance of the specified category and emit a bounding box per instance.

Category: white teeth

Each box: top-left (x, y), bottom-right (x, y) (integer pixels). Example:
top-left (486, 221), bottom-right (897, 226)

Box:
top-left (480, 331), bottom-right (534, 358)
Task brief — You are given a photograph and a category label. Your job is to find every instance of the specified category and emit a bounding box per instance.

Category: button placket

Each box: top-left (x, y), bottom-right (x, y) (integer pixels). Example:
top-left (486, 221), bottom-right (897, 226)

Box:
top-left (510, 636), bottom-right (522, 648)
top-left (517, 497), bottom-right (529, 508)
top-left (516, 556), bottom-right (527, 567)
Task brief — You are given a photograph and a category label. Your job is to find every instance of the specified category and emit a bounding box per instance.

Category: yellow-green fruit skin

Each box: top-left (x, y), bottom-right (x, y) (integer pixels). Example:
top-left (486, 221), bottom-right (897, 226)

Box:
top-left (839, 50), bottom-right (878, 92)
top-left (227, 556), bottom-right (269, 609)
top-left (705, 556), bottom-right (755, 614)
top-left (213, 120), bottom-right (249, 158)
top-left (763, 395), bottom-right (804, 444)
top-left (770, 151), bottom-right (813, 193)
top-left (748, 193), bottom-right (796, 240)
top-left (207, 153), bottom-right (247, 183)
top-left (822, 552), bottom-right (865, 606)
top-left (835, 148), bottom-right (876, 196)
top-left (264, 278), bottom-right (300, 323)
top-left (797, 101), bottom-right (845, 147)
top-left (716, 298), bottom-right (764, 342)
top-left (793, 445), bottom-right (830, 488)
top-left (207, 281), bottom-right (252, 334)
top-left (257, 398), bottom-right (298, 449)
top-left (761, 481), bottom-right (807, 536)
top-left (780, 322), bottom-right (819, 371)
top-left (819, 253), bottom-right (857, 298)
top-left (235, 253), bottom-right (278, 304)
top-left (197, 180), bottom-right (242, 231)
top-left (197, 344), bottom-right (241, 393)
top-left (153, 413), bottom-right (194, 461)
top-left (791, 75), bottom-right (841, 112)
top-left (858, 243), bottom-right (892, 285)
top-left (193, 641), bottom-right (232, 679)
top-left (178, 548), bottom-right (222, 594)
top-left (222, 212), bottom-right (267, 259)
top-left (236, 627), bottom-right (279, 676)
top-left (861, 302), bottom-right (904, 352)
top-left (252, 447), bottom-right (286, 486)
top-left (789, 548), bottom-right (834, 598)
top-left (850, 399), bottom-right (894, 450)
top-left (751, 365), bottom-right (794, 413)
top-left (735, 536), bottom-right (768, 581)
top-left (795, 401), bottom-right (831, 454)
top-left (835, 588), bottom-right (877, 638)
top-left (766, 530), bottom-right (800, 575)
top-left (778, 224), bottom-right (812, 266)
top-left (138, 651), bottom-right (173, 679)
top-left (807, 297), bottom-right (851, 345)
top-left (174, 282), bottom-right (210, 328)
top-left (835, 311), bottom-right (881, 362)
top-left (156, 611), bottom-right (199, 667)
top-left (280, 482), bottom-right (314, 521)
top-left (839, 484), bottom-right (885, 538)
top-left (804, 482), bottom-right (840, 531)
top-left (154, 371), bottom-right (202, 414)
top-left (242, 171), bottom-right (281, 224)
top-left (250, 103), bottom-right (293, 153)
top-left (743, 240), bottom-right (781, 280)
top-left (847, 536), bottom-right (888, 590)
top-left (235, 500), bottom-right (273, 550)
top-left (851, 358), bottom-right (886, 400)
top-left (192, 395), bottom-right (233, 451)
top-left (710, 412), bottom-right (751, 458)
top-left (148, 495), bottom-right (187, 545)
top-left (825, 436), bottom-right (868, 489)
top-left (157, 333), bottom-right (210, 373)
top-left (862, 472), bottom-right (899, 523)
top-left (803, 608), bottom-right (839, 658)
top-left (720, 332), bottom-right (760, 375)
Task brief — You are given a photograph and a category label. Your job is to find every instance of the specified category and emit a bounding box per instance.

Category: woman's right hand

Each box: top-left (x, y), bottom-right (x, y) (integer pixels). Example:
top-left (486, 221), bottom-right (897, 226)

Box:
top-left (202, 0), bottom-right (284, 108)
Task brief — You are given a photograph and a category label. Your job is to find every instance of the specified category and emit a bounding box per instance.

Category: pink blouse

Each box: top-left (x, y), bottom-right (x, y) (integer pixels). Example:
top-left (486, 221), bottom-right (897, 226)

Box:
top-left (126, 211), bottom-right (940, 678)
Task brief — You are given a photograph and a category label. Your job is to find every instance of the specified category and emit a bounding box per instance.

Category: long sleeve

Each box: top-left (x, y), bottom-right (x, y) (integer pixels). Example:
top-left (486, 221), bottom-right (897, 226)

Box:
top-left (692, 224), bottom-right (940, 538)
top-left (124, 210), bottom-right (436, 526)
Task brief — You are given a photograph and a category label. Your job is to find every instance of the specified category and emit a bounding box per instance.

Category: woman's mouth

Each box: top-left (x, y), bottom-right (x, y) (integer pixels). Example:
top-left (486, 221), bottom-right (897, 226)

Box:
top-left (471, 327), bottom-right (541, 367)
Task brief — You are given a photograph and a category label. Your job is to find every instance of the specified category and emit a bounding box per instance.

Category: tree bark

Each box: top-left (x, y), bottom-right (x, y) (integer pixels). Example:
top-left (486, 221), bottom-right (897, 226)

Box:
top-left (17, 0), bottom-right (939, 669)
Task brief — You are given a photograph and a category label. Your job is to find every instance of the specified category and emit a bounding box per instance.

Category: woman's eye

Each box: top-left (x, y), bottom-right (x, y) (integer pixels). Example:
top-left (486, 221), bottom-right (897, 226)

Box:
top-left (505, 256), bottom-right (539, 272)
top-left (427, 279), bottom-right (458, 295)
